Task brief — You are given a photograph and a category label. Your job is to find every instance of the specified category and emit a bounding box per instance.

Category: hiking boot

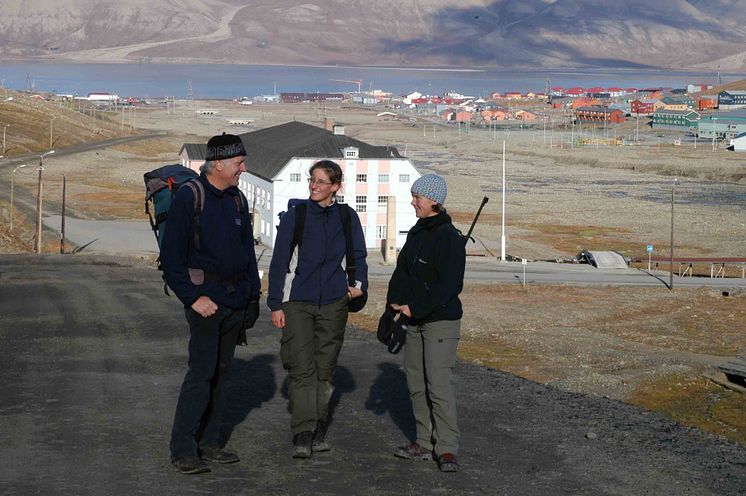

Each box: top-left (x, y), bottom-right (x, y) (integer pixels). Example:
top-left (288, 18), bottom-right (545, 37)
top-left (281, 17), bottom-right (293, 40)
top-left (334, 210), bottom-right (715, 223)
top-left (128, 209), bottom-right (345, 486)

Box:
top-left (437, 453), bottom-right (460, 473)
top-left (200, 446), bottom-right (240, 464)
top-left (393, 442), bottom-right (433, 461)
top-left (312, 421), bottom-right (330, 452)
top-left (171, 455), bottom-right (211, 475)
top-left (292, 431), bottom-right (314, 459)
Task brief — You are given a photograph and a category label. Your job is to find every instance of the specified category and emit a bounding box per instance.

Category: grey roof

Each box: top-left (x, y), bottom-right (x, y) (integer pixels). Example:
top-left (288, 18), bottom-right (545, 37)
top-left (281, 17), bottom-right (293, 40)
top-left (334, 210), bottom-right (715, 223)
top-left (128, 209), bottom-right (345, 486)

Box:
top-left (181, 121), bottom-right (404, 182)
top-left (653, 109), bottom-right (699, 117)
top-left (575, 105), bottom-right (615, 113)
top-left (180, 143), bottom-right (207, 160)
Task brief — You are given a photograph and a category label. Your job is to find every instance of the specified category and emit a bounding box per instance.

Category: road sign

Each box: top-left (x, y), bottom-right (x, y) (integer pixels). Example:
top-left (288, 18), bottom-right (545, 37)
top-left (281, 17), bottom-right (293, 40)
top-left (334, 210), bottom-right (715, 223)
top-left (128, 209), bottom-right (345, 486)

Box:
top-left (647, 245), bottom-right (653, 271)
top-left (647, 244), bottom-right (654, 253)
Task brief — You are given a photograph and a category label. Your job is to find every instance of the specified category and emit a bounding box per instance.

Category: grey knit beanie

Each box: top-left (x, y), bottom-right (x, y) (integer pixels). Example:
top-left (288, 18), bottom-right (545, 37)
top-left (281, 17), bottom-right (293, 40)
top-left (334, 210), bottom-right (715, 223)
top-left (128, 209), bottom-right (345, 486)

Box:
top-left (411, 174), bottom-right (447, 204)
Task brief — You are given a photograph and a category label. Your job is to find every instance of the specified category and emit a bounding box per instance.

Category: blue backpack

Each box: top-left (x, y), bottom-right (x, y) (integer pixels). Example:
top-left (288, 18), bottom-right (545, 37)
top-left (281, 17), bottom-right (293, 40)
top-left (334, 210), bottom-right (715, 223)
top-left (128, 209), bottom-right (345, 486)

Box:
top-left (144, 164), bottom-right (205, 254)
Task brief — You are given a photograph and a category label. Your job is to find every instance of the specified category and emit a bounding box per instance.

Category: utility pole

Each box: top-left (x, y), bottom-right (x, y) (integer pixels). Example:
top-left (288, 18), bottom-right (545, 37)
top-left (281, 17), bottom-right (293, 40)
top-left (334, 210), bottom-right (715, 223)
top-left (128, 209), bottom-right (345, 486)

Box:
top-left (50, 116), bottom-right (56, 148)
top-left (501, 140), bottom-right (507, 261)
top-left (60, 175), bottom-right (66, 254)
top-left (2, 123), bottom-right (9, 155)
top-left (34, 150), bottom-right (55, 253)
top-left (711, 117), bottom-right (717, 152)
top-left (669, 178), bottom-right (677, 290)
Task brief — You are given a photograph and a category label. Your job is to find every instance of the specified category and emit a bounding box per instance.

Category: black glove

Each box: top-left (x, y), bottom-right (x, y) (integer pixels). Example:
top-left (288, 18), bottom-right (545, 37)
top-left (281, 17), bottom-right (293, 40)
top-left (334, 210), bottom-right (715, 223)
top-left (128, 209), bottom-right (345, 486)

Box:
top-left (388, 314), bottom-right (409, 354)
top-left (243, 299), bottom-right (260, 329)
top-left (237, 299), bottom-right (260, 347)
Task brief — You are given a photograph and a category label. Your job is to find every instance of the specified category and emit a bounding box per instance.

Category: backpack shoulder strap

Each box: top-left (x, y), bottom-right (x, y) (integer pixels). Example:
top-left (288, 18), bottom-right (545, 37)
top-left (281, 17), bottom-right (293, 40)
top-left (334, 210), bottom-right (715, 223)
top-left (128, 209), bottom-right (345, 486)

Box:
top-left (292, 202), bottom-right (307, 249)
top-left (287, 202), bottom-right (307, 273)
top-left (181, 179), bottom-right (205, 251)
top-left (232, 189), bottom-right (248, 214)
top-left (339, 204), bottom-right (356, 287)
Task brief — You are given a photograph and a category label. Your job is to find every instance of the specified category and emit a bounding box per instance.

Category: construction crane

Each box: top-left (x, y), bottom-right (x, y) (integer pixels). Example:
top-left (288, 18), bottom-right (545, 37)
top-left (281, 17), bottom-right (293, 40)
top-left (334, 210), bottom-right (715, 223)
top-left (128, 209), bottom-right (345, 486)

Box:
top-left (330, 79), bottom-right (362, 93)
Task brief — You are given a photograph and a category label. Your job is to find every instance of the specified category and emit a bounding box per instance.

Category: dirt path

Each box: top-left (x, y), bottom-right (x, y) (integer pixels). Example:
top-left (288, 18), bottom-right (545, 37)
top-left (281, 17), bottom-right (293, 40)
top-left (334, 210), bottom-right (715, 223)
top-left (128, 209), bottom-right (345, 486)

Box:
top-left (69, 4), bottom-right (248, 62)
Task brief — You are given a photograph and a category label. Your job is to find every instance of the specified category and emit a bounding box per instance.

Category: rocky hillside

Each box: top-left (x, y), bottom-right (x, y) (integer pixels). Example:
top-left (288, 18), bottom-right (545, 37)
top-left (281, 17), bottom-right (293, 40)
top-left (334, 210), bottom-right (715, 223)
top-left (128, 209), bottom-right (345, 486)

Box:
top-left (1, 0), bottom-right (746, 70)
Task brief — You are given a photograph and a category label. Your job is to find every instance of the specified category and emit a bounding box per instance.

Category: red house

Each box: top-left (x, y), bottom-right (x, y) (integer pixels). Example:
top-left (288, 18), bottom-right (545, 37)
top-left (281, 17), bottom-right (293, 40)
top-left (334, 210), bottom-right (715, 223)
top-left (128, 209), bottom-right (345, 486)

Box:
top-left (574, 106), bottom-right (626, 123)
top-left (631, 99), bottom-right (657, 115)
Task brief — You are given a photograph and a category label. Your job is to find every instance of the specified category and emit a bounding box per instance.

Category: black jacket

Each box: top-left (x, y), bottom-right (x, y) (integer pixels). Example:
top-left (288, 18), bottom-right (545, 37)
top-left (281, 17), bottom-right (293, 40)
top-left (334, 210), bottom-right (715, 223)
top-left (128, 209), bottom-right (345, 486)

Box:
top-left (386, 212), bottom-right (465, 324)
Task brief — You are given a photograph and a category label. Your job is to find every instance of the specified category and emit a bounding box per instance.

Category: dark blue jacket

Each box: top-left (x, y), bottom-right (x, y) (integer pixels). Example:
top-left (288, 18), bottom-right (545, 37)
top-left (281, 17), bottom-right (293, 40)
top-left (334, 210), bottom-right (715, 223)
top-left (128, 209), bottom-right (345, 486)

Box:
top-left (386, 212), bottom-right (465, 324)
top-left (160, 173), bottom-right (261, 309)
top-left (267, 199), bottom-right (368, 311)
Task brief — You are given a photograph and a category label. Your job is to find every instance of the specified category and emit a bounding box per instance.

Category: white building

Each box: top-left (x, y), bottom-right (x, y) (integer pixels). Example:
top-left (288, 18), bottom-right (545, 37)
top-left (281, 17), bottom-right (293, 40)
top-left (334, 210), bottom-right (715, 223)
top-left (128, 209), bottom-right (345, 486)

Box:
top-left (180, 121), bottom-right (421, 249)
top-left (730, 131), bottom-right (746, 151)
top-left (87, 92), bottom-right (119, 103)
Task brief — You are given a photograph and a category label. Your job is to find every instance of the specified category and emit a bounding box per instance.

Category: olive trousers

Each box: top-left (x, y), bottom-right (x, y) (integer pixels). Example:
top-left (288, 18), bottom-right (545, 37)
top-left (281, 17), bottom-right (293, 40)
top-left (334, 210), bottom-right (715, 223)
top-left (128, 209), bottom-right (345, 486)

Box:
top-left (280, 297), bottom-right (349, 435)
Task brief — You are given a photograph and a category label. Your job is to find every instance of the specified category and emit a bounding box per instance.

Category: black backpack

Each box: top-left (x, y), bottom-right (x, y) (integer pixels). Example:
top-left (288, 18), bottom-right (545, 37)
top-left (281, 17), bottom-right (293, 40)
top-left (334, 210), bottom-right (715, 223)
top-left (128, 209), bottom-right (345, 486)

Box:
top-left (287, 201), bottom-right (367, 312)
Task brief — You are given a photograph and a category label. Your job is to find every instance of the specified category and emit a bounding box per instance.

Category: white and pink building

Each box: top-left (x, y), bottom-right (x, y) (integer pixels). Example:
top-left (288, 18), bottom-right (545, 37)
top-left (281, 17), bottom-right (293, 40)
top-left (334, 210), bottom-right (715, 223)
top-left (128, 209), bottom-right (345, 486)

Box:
top-left (180, 120), bottom-right (421, 249)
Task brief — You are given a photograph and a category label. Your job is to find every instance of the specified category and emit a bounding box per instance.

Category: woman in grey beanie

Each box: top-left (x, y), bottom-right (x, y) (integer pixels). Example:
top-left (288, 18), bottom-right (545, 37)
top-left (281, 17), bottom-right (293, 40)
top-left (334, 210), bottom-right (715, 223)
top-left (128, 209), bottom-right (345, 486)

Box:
top-left (386, 173), bottom-right (466, 472)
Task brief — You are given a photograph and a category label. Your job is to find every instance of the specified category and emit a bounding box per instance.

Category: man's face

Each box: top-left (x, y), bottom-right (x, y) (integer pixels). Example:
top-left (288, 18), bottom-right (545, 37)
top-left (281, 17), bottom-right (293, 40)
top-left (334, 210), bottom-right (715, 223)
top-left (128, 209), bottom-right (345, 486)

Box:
top-left (216, 155), bottom-right (247, 189)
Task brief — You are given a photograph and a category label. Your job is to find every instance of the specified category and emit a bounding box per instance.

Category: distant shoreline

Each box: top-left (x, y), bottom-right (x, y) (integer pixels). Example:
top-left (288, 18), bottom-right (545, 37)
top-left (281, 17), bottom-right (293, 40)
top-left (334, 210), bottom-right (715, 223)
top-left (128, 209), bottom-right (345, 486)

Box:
top-left (3, 56), bottom-right (741, 77)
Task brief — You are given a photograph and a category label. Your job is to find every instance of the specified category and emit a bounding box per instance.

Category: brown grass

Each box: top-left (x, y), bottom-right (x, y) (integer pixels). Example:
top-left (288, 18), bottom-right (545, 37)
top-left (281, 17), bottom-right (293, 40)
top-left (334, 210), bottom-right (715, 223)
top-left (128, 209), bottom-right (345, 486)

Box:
top-left (0, 88), bottom-right (132, 157)
top-left (350, 282), bottom-right (746, 446)
top-left (631, 374), bottom-right (746, 445)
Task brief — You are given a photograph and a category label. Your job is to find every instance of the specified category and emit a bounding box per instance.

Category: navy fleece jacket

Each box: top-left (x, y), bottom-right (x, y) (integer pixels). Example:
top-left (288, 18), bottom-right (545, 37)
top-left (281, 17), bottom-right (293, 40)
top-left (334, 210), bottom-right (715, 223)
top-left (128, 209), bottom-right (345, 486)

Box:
top-left (267, 199), bottom-right (368, 311)
top-left (160, 173), bottom-right (261, 309)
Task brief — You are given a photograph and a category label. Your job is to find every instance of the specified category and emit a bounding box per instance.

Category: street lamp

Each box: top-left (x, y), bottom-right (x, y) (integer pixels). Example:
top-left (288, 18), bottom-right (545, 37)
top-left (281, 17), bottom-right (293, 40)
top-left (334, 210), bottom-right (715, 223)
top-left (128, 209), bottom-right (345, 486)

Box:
top-left (2, 123), bottom-right (9, 155)
top-left (10, 164), bottom-right (27, 231)
top-left (34, 150), bottom-right (55, 253)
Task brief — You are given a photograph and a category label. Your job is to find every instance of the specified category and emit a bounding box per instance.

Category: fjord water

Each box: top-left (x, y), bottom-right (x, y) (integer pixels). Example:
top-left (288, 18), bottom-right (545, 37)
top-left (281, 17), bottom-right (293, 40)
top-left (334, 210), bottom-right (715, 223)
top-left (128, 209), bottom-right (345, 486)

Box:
top-left (0, 62), bottom-right (737, 99)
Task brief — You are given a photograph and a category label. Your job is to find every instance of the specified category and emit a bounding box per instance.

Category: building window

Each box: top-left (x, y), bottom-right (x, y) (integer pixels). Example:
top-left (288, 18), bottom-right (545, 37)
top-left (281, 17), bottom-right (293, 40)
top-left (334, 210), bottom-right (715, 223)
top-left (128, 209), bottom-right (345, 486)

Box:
top-left (378, 195), bottom-right (388, 206)
top-left (376, 225), bottom-right (387, 239)
top-left (290, 173), bottom-right (301, 182)
top-left (346, 150), bottom-right (357, 158)
top-left (336, 195), bottom-right (345, 203)
top-left (399, 174), bottom-right (410, 183)
top-left (356, 173), bottom-right (367, 183)
top-left (378, 173), bottom-right (389, 183)
top-left (355, 195), bottom-right (367, 213)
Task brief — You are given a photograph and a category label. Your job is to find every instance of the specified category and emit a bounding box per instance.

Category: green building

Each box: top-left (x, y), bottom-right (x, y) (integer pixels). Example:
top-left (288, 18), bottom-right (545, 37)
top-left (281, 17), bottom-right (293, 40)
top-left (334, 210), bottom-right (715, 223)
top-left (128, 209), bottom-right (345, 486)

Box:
top-left (652, 109), bottom-right (700, 129)
top-left (696, 111), bottom-right (746, 139)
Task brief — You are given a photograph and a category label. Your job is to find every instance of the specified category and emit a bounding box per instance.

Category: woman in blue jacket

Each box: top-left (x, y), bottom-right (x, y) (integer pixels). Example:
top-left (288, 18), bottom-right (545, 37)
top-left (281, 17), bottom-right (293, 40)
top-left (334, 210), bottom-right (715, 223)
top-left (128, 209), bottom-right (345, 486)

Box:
top-left (268, 160), bottom-right (368, 459)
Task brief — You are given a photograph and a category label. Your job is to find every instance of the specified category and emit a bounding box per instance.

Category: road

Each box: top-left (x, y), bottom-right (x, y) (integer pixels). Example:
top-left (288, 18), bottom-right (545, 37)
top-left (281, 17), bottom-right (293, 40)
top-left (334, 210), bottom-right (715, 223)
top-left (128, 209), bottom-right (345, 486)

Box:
top-left (0, 254), bottom-right (744, 495)
top-left (34, 214), bottom-right (746, 290)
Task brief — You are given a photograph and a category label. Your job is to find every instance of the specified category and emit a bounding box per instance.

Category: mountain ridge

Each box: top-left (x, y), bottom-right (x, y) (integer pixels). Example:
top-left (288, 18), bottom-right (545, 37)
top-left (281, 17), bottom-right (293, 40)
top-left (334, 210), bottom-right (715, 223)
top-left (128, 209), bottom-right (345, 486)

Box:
top-left (1, 0), bottom-right (745, 71)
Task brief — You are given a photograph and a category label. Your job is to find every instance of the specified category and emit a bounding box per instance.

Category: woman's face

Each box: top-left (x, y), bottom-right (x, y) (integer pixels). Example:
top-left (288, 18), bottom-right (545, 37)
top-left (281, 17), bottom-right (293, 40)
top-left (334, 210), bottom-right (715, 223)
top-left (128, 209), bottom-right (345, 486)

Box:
top-left (308, 168), bottom-right (340, 205)
top-left (411, 193), bottom-right (438, 218)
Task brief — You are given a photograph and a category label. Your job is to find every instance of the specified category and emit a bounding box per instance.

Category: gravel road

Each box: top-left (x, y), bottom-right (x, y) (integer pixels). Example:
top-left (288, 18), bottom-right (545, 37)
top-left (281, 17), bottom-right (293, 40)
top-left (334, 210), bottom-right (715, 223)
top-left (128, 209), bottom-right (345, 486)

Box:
top-left (0, 254), bottom-right (743, 495)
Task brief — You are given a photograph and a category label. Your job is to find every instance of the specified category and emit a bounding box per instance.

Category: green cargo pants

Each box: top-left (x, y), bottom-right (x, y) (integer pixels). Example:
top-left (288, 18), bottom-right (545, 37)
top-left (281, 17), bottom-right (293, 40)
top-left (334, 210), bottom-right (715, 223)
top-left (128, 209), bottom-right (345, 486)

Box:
top-left (280, 296), bottom-right (349, 435)
top-left (403, 319), bottom-right (461, 456)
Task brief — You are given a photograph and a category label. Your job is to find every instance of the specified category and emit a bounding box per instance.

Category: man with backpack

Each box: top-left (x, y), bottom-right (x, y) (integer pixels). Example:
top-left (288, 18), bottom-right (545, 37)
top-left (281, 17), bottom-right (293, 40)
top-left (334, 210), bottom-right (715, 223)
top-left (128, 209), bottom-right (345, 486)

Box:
top-left (160, 133), bottom-right (261, 475)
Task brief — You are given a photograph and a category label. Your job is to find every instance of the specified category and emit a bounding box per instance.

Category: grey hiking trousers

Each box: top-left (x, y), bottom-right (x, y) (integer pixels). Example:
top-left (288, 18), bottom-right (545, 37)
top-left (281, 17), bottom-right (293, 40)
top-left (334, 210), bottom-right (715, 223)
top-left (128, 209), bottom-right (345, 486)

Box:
top-left (404, 319), bottom-right (461, 456)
